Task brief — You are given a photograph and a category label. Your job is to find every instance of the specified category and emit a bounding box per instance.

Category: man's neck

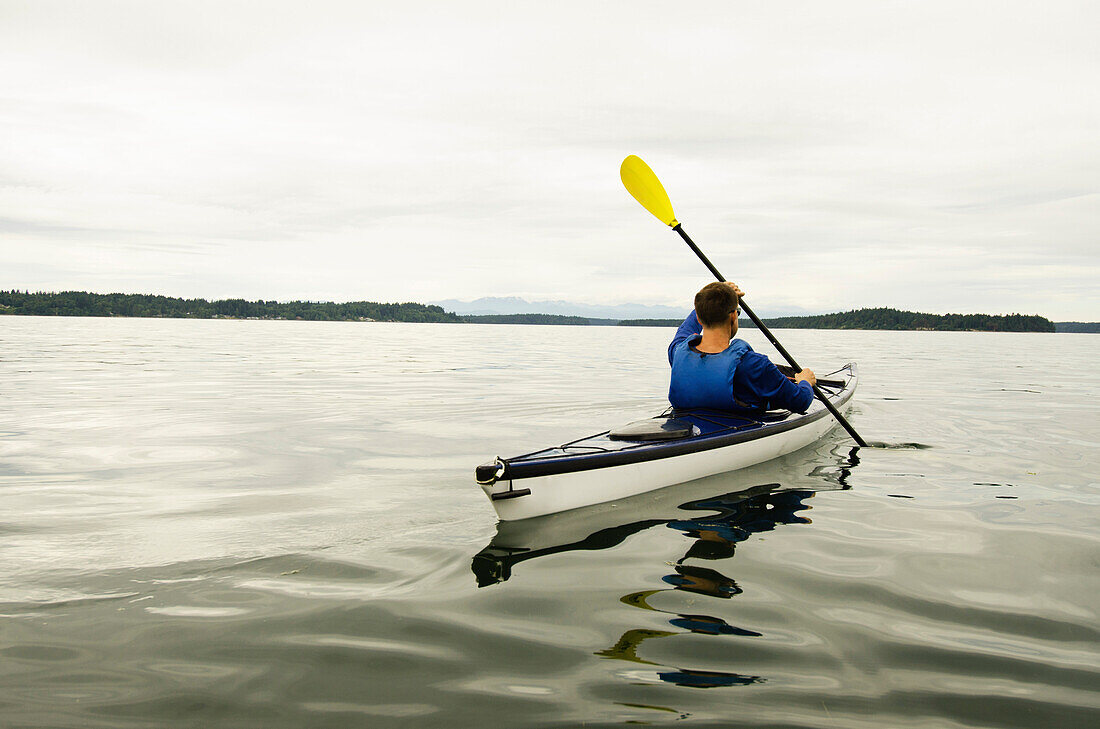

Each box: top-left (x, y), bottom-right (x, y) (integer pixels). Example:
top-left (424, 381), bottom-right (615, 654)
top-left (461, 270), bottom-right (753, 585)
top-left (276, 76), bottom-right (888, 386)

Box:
top-left (696, 326), bottom-right (732, 353)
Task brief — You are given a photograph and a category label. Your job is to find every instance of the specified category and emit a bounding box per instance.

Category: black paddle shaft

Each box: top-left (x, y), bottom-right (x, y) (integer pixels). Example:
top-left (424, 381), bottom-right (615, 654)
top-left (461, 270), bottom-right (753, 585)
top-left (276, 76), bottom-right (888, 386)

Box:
top-left (672, 224), bottom-right (868, 447)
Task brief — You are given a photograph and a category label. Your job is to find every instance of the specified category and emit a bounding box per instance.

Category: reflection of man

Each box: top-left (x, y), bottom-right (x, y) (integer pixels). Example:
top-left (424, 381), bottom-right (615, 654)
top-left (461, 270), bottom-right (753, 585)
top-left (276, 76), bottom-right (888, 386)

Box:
top-left (668, 282), bottom-right (817, 413)
top-left (662, 565), bottom-right (740, 598)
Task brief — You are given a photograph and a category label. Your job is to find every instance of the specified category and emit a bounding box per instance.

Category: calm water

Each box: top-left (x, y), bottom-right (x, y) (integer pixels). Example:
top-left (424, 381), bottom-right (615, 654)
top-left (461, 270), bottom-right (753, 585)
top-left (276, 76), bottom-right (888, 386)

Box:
top-left (1, 317), bottom-right (1097, 728)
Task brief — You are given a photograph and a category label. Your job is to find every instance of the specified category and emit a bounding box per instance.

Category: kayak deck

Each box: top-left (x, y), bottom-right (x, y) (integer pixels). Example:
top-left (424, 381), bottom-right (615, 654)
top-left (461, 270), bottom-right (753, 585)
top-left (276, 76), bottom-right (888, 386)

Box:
top-left (496, 409), bottom-right (795, 477)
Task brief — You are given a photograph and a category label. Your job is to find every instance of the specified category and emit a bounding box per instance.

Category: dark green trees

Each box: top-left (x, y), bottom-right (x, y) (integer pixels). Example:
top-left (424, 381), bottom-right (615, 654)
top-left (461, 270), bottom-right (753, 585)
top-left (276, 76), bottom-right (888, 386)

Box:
top-left (0, 291), bottom-right (463, 323)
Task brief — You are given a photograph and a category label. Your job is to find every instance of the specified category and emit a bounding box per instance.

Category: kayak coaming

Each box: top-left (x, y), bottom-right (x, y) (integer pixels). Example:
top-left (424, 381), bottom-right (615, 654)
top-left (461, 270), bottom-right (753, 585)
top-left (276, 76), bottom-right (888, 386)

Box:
top-left (479, 364), bottom-right (857, 521)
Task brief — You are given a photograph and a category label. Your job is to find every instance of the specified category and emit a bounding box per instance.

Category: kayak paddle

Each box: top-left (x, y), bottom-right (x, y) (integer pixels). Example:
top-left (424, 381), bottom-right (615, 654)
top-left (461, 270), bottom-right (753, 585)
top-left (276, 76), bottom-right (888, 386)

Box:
top-left (619, 154), bottom-right (869, 447)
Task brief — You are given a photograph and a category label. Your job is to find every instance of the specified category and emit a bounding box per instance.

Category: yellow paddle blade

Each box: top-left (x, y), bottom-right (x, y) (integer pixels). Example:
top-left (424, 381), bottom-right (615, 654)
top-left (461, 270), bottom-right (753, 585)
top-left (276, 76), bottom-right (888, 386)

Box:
top-left (620, 155), bottom-right (678, 227)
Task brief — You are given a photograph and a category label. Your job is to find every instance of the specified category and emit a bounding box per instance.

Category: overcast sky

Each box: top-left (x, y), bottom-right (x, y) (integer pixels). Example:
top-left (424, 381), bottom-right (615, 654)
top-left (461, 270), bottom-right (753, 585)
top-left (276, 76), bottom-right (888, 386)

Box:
top-left (1, 0), bottom-right (1097, 319)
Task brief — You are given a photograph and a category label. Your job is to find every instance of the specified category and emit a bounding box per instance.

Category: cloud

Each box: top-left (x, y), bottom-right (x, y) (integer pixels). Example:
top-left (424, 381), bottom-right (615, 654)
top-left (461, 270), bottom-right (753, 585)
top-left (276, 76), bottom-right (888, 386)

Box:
top-left (1, 1), bottom-right (1097, 318)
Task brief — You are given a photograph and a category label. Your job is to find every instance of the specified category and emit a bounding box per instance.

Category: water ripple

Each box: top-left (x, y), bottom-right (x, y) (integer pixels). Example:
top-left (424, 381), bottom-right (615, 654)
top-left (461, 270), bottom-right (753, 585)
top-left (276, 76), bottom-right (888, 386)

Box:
top-left (1, 318), bottom-right (1098, 728)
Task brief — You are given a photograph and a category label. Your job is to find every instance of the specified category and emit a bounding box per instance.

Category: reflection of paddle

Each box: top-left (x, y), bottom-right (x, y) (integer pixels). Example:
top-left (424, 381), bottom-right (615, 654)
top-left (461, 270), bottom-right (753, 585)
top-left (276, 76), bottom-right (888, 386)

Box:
top-left (620, 155), bottom-right (868, 447)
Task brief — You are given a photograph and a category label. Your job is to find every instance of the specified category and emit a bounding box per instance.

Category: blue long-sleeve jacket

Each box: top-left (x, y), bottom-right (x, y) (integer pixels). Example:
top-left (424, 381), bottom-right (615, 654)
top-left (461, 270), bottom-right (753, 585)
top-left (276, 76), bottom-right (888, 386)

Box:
top-left (667, 311), bottom-right (815, 413)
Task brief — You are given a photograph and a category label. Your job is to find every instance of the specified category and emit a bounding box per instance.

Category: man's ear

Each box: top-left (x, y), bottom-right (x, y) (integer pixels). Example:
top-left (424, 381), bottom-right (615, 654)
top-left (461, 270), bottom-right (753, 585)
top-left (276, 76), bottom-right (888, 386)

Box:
top-left (696, 312), bottom-right (702, 326)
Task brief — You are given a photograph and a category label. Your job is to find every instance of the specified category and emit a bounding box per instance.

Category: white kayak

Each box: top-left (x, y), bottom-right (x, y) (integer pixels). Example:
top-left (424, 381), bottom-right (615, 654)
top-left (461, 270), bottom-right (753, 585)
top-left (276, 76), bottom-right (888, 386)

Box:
top-left (476, 364), bottom-right (858, 520)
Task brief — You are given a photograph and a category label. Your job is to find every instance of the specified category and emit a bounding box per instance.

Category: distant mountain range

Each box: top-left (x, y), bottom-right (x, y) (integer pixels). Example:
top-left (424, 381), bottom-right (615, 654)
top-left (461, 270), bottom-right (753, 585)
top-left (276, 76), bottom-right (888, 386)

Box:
top-left (430, 296), bottom-right (819, 320)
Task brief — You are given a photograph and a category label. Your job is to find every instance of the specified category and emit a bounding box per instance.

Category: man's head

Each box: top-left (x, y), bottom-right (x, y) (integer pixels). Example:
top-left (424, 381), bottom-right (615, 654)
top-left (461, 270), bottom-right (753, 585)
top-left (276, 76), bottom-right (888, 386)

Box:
top-left (694, 282), bottom-right (740, 330)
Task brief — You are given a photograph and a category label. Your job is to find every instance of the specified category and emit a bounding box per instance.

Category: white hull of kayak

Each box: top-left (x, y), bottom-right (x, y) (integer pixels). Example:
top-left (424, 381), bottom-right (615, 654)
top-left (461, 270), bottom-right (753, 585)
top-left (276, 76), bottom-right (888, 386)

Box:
top-left (481, 405), bottom-right (848, 521)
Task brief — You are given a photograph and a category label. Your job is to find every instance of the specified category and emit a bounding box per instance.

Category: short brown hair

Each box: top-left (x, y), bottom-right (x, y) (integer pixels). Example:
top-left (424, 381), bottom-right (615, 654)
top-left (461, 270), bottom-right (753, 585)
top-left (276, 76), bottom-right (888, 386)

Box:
top-left (694, 282), bottom-right (739, 327)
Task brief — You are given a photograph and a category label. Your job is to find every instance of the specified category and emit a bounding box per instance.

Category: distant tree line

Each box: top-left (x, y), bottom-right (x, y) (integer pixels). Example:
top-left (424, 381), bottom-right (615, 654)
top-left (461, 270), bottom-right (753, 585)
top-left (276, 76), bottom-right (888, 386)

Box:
top-left (619, 318), bottom-right (684, 327)
top-left (461, 313), bottom-right (591, 325)
top-left (1054, 322), bottom-right (1100, 333)
top-left (619, 308), bottom-right (1055, 332)
top-left (0, 292), bottom-right (1064, 332)
top-left (754, 308), bottom-right (1054, 332)
top-left (0, 290), bottom-right (462, 323)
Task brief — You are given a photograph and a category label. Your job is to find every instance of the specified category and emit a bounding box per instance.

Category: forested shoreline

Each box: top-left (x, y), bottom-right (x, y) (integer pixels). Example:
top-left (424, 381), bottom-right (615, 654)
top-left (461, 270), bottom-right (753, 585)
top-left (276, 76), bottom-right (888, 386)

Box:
top-left (0, 291), bottom-right (1071, 332)
top-left (0, 290), bottom-right (461, 323)
top-left (620, 307), bottom-right (1056, 332)
top-left (748, 307), bottom-right (1055, 332)
top-left (1054, 321), bottom-right (1100, 333)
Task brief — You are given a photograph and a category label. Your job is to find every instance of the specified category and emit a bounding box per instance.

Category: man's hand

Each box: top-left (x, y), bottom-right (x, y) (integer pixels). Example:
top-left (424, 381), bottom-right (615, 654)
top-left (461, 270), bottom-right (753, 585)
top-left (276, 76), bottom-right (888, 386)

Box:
top-left (724, 282), bottom-right (745, 299)
top-left (794, 368), bottom-right (817, 387)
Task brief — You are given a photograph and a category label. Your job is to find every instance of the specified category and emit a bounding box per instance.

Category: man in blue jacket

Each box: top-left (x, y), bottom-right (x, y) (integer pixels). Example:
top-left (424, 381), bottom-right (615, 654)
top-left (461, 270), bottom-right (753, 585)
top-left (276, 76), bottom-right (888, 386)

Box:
top-left (669, 282), bottom-right (817, 413)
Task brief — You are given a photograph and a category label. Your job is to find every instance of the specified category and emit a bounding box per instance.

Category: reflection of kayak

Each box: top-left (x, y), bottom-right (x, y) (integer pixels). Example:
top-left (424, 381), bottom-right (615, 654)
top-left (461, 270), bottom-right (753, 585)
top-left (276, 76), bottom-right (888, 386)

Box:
top-left (471, 482), bottom-right (819, 587)
top-left (476, 364), bottom-right (857, 520)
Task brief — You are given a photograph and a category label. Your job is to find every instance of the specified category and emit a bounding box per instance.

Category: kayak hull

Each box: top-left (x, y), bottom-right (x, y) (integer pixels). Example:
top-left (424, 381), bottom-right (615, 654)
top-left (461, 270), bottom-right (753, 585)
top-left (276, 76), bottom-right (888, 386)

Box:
top-left (479, 364), bottom-right (858, 521)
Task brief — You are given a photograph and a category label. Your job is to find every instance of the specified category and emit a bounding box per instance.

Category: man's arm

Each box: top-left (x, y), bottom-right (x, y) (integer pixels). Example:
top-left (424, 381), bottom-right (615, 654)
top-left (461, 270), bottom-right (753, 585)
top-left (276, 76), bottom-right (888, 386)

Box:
top-left (668, 311), bottom-right (702, 365)
top-left (739, 353), bottom-right (815, 413)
